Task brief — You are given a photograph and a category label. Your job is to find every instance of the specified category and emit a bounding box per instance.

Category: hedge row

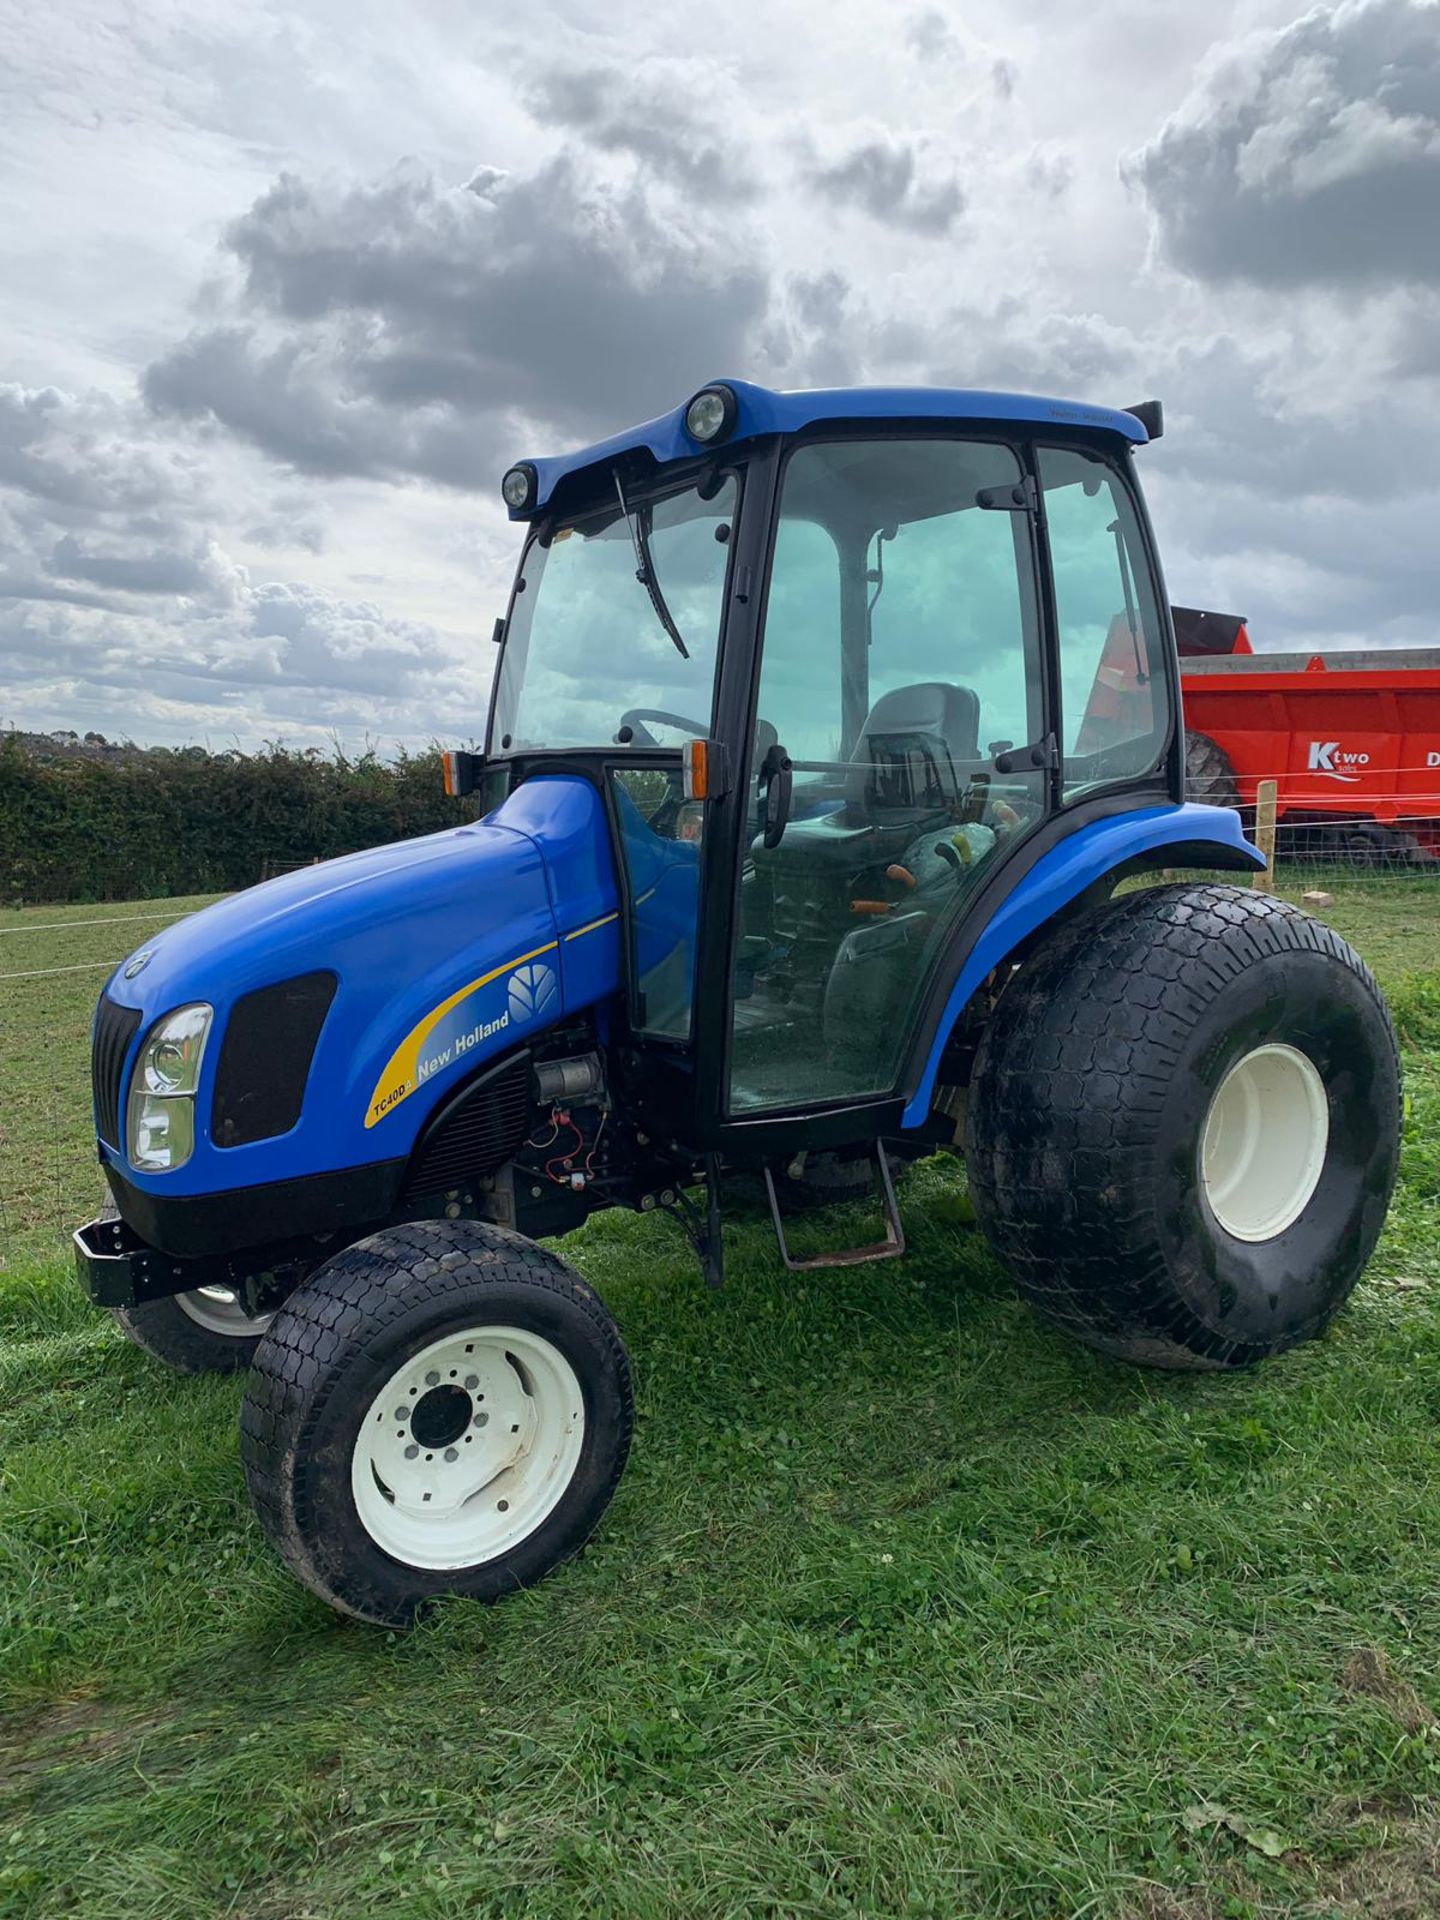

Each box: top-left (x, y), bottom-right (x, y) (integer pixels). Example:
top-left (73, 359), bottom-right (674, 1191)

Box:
top-left (0, 736), bottom-right (469, 904)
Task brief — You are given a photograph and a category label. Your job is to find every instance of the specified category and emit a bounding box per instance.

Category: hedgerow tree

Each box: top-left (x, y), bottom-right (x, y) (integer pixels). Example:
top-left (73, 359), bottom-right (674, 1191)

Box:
top-left (0, 736), bottom-right (469, 904)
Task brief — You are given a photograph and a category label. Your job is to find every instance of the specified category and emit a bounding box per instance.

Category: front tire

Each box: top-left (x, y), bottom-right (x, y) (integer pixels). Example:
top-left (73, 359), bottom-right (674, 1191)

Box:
top-left (966, 884), bottom-right (1401, 1370)
top-left (112, 1286), bottom-right (273, 1374)
top-left (239, 1220), bottom-right (633, 1625)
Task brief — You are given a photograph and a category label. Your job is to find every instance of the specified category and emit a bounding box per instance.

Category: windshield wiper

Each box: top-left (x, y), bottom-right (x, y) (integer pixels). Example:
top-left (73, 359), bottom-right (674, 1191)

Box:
top-left (613, 468), bottom-right (689, 660)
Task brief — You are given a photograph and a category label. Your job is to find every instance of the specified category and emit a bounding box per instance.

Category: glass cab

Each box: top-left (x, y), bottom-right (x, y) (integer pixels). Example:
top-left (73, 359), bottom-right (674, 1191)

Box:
top-left (487, 420), bottom-right (1174, 1145)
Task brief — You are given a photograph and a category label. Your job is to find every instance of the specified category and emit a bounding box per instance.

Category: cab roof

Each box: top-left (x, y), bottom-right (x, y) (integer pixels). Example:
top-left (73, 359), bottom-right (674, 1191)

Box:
top-left (512, 378), bottom-right (1151, 516)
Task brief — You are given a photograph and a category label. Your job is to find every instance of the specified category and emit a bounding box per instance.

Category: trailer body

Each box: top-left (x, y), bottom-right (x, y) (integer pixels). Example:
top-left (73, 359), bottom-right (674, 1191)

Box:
top-left (1180, 644), bottom-right (1440, 858)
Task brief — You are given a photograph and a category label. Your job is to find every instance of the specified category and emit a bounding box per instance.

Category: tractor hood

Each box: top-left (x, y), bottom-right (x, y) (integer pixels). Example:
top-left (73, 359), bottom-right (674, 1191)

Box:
top-left (99, 776), bottom-right (622, 1198)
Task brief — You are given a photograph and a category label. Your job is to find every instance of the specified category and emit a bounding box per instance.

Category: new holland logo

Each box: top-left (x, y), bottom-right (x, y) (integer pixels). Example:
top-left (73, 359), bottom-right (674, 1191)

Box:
top-left (508, 961), bottom-right (558, 1023)
top-left (1307, 740), bottom-right (1367, 783)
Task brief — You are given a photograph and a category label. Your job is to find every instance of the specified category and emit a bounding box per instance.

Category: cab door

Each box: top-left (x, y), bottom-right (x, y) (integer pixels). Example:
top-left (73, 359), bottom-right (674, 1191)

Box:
top-left (723, 435), bottom-right (1050, 1117)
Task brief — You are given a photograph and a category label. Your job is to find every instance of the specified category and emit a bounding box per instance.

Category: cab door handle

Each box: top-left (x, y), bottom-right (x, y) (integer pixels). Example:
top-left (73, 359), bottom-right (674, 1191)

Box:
top-left (759, 743), bottom-right (794, 849)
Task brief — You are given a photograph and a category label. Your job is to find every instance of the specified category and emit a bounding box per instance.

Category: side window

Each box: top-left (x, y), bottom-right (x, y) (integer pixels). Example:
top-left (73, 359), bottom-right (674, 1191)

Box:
top-left (868, 492), bottom-right (1040, 759)
top-left (1038, 446), bottom-right (1169, 799)
top-left (611, 768), bottom-right (703, 1040)
top-left (754, 517), bottom-right (843, 771)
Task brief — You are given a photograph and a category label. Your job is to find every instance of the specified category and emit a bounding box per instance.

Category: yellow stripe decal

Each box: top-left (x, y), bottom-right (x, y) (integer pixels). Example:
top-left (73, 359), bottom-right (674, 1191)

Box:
top-left (365, 938), bottom-right (558, 1128)
top-left (564, 911), bottom-right (619, 941)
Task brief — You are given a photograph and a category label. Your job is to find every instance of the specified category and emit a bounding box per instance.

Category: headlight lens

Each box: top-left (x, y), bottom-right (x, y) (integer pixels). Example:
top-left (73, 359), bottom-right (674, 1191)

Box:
top-left (128, 1004), bottom-right (212, 1171)
top-left (684, 385), bottom-right (737, 444)
top-left (501, 463), bottom-right (537, 512)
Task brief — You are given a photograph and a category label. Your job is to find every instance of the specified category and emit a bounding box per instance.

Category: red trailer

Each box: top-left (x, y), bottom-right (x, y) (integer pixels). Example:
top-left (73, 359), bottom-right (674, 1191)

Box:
top-left (1174, 607), bottom-right (1440, 865)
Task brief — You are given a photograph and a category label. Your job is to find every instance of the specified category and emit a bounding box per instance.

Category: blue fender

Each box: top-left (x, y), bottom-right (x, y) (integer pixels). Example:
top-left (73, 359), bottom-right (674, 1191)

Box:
top-left (99, 776), bottom-right (623, 1197)
top-left (900, 802), bottom-right (1264, 1129)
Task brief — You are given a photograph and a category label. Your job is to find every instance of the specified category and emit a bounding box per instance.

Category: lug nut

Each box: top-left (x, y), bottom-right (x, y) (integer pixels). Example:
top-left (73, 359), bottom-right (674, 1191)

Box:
top-left (464, 1374), bottom-right (479, 1389)
top-left (404, 1444), bottom-right (419, 1460)
top-left (444, 1447), bottom-right (458, 1462)
top-left (425, 1370), bottom-right (440, 1386)
top-left (474, 1411), bottom-right (489, 1427)
top-left (394, 1407), bottom-right (409, 1423)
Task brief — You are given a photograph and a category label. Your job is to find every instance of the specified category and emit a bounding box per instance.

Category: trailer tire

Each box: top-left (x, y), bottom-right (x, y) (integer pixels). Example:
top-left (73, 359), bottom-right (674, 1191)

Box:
top-left (240, 1219), bottom-right (632, 1626)
top-left (965, 884), bottom-right (1401, 1370)
top-left (1183, 730), bottom-right (1241, 813)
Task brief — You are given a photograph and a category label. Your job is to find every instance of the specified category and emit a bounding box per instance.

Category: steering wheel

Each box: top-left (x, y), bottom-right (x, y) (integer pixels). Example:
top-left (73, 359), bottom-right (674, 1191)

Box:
top-left (617, 708), bottom-right (710, 747)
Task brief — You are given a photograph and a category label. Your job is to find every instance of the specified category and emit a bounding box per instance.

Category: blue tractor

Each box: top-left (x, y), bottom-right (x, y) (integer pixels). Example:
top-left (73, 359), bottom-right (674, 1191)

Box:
top-left (75, 382), bottom-right (1402, 1624)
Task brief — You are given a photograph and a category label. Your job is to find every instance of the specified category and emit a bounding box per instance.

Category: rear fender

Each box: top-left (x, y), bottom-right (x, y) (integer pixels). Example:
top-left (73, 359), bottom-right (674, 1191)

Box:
top-left (901, 802), bottom-right (1263, 1128)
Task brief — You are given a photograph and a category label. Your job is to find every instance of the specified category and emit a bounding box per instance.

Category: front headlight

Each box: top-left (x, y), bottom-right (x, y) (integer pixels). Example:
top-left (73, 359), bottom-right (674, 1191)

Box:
top-left (127, 1004), bottom-right (212, 1172)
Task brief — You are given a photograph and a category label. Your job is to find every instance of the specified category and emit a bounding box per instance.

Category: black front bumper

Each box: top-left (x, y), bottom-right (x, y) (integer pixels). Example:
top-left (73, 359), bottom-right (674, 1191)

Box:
top-left (73, 1212), bottom-right (235, 1309)
top-left (99, 1156), bottom-right (407, 1261)
top-left (78, 1156), bottom-right (410, 1309)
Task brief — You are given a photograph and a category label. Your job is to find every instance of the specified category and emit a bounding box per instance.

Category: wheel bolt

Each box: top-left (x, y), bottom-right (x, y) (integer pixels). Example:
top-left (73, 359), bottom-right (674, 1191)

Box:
top-left (404, 1444), bottom-right (419, 1459)
top-left (394, 1407), bottom-right (409, 1423)
top-left (464, 1374), bottom-right (479, 1389)
top-left (444, 1447), bottom-right (458, 1462)
top-left (425, 1370), bottom-right (440, 1386)
top-left (474, 1411), bottom-right (489, 1427)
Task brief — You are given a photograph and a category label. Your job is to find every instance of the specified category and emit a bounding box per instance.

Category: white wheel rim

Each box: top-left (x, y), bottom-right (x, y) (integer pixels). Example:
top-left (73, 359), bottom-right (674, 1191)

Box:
top-left (1201, 1043), bottom-right (1330, 1242)
top-left (350, 1325), bottom-right (585, 1571)
top-left (175, 1285), bottom-right (274, 1338)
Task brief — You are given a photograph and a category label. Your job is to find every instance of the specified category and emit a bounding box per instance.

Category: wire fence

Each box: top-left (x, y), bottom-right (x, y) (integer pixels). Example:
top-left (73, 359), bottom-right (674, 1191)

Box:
top-left (1, 817), bottom-right (1435, 1268)
top-left (1188, 753), bottom-right (1440, 876)
top-left (0, 901), bottom-right (214, 1273)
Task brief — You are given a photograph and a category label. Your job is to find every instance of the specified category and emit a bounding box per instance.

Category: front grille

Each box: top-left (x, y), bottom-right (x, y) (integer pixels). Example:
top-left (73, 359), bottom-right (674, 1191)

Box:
top-left (212, 971), bottom-right (337, 1148)
top-left (93, 995), bottom-right (143, 1147)
top-left (402, 1053), bottom-right (531, 1200)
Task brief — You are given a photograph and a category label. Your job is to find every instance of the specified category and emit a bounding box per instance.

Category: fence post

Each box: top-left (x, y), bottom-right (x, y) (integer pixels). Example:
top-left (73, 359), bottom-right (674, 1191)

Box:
top-left (1252, 779), bottom-right (1278, 892)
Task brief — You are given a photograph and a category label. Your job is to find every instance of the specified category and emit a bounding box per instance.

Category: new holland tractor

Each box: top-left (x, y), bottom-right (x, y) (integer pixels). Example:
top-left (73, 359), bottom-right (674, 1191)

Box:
top-left (75, 381), bottom-right (1402, 1625)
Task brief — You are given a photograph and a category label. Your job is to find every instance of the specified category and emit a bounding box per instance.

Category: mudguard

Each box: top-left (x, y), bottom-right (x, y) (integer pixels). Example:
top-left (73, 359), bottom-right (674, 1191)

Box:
top-left (900, 802), bottom-right (1264, 1128)
top-left (97, 776), bottom-right (623, 1199)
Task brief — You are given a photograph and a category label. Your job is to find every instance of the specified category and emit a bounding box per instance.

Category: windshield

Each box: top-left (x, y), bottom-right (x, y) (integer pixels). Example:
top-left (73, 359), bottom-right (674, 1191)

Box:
top-left (490, 473), bottom-right (738, 752)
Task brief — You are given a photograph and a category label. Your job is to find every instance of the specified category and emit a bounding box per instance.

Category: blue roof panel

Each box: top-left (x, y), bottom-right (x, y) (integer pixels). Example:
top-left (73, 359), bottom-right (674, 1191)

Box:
top-left (518, 378), bottom-right (1148, 512)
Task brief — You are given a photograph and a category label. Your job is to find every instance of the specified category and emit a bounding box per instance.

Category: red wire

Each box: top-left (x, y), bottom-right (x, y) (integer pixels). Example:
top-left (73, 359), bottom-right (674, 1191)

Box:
top-left (545, 1116), bottom-right (586, 1184)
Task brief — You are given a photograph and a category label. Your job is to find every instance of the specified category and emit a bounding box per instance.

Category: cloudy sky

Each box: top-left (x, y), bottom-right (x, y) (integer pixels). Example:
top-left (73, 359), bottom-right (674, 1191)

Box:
top-left (2, 0), bottom-right (1437, 750)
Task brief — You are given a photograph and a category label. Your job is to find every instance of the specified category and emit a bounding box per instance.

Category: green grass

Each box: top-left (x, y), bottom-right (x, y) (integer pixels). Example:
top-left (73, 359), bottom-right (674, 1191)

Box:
top-left (2, 879), bottom-right (1439, 1919)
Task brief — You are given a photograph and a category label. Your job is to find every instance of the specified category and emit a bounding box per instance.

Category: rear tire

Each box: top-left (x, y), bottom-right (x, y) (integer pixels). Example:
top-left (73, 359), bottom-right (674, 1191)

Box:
top-left (965, 884), bottom-right (1401, 1370)
top-left (240, 1219), bottom-right (633, 1625)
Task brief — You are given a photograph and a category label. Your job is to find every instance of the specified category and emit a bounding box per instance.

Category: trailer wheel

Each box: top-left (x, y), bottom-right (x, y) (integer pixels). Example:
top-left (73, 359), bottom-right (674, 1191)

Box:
top-left (1338, 821), bottom-right (1427, 870)
top-left (239, 1220), bottom-right (632, 1625)
top-left (1183, 730), bottom-right (1240, 812)
top-left (112, 1287), bottom-right (274, 1374)
top-left (966, 884), bottom-right (1400, 1370)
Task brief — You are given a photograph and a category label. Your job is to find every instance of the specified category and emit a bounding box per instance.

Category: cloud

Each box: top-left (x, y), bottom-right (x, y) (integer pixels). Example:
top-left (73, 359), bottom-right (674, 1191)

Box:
top-left (1128, 0), bottom-right (1440, 289)
top-left (524, 61), bottom-right (758, 203)
top-left (143, 157), bottom-right (774, 488)
top-left (0, 378), bottom-right (471, 746)
top-left (801, 133), bottom-right (965, 235)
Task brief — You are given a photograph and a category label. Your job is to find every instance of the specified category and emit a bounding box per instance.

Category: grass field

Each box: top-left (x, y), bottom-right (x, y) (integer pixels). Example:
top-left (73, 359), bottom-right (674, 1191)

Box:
top-left (1, 879), bottom-right (1438, 1919)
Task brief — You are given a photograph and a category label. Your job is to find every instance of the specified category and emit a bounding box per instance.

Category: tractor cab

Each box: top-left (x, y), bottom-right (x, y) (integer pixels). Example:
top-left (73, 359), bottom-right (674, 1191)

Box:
top-left (484, 381), bottom-right (1179, 1154)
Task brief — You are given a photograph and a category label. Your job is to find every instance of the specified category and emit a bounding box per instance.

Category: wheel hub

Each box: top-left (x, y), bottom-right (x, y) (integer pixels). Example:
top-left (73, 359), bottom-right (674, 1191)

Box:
top-left (350, 1325), bottom-right (585, 1571)
top-left (175, 1284), bottom-right (274, 1339)
top-left (410, 1383), bottom-right (472, 1450)
top-left (1201, 1042), bottom-right (1330, 1243)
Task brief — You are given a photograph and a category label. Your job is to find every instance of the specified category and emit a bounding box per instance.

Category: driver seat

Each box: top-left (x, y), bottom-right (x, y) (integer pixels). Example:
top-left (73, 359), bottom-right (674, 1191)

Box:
top-left (846, 681), bottom-right (981, 814)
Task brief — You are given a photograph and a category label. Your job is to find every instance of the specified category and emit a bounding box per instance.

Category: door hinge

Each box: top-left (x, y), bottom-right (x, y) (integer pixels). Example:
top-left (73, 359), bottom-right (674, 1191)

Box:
top-left (975, 475), bottom-right (1037, 514)
top-left (993, 732), bottom-right (1057, 774)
